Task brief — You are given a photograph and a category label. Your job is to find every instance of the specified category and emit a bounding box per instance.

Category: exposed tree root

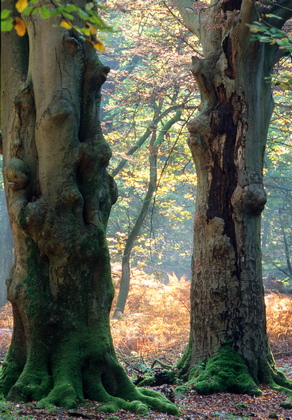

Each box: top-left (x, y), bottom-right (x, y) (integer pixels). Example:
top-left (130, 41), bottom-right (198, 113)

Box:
top-left (1, 346), bottom-right (179, 415)
top-left (269, 367), bottom-right (292, 394)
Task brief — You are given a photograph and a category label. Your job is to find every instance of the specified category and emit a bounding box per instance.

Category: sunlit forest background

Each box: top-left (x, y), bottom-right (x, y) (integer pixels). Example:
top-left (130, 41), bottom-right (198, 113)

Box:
top-left (0, 0), bottom-right (291, 363)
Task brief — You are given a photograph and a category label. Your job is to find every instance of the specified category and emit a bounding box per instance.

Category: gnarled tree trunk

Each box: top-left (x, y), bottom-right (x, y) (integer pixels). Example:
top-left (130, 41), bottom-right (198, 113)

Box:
top-left (0, 4), bottom-right (178, 414)
top-left (174, 0), bottom-right (292, 394)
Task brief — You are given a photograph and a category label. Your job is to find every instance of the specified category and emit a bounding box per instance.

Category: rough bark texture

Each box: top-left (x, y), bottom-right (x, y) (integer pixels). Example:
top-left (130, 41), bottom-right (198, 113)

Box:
top-left (0, 5), bottom-right (178, 414)
top-left (174, 0), bottom-right (292, 394)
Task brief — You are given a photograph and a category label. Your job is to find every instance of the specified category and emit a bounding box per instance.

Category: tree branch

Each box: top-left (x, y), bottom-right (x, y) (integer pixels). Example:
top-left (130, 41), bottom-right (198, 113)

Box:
top-left (171, 0), bottom-right (202, 38)
top-left (110, 103), bottom-right (187, 177)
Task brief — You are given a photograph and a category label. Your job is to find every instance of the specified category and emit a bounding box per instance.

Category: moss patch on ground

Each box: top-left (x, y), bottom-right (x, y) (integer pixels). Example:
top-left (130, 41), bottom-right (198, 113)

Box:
top-left (280, 398), bottom-right (292, 409)
top-left (136, 370), bottom-right (177, 387)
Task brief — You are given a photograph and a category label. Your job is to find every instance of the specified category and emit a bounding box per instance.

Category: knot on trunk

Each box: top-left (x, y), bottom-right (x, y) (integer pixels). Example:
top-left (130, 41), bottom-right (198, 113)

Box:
top-left (5, 157), bottom-right (31, 191)
top-left (243, 183), bottom-right (266, 214)
top-left (231, 183), bottom-right (266, 218)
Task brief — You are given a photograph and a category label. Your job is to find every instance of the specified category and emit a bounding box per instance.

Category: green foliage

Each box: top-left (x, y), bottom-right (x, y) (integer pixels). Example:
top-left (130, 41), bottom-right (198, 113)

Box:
top-left (103, 1), bottom-right (199, 278)
top-left (250, 18), bottom-right (292, 88)
top-left (1, 8), bottom-right (13, 31)
top-left (0, 397), bottom-right (33, 419)
top-left (250, 19), bottom-right (291, 53)
top-left (1, 0), bottom-right (112, 48)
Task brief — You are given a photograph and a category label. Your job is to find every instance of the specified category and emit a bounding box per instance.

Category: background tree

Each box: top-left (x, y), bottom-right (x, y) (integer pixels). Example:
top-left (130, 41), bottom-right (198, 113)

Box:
top-left (112, 108), bottom-right (185, 317)
top-left (262, 89), bottom-right (292, 284)
top-left (173, 0), bottom-right (292, 394)
top-left (0, 156), bottom-right (14, 307)
top-left (99, 1), bottom-right (199, 312)
top-left (0, 0), bottom-right (178, 414)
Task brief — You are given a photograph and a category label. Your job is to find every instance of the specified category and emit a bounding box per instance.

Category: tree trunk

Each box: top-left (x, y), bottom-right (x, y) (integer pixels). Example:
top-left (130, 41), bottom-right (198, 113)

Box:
top-left (0, 6), bottom-right (178, 415)
top-left (113, 109), bottom-right (182, 317)
top-left (279, 209), bottom-right (292, 279)
top-left (113, 134), bottom-right (158, 318)
top-left (174, 0), bottom-right (292, 394)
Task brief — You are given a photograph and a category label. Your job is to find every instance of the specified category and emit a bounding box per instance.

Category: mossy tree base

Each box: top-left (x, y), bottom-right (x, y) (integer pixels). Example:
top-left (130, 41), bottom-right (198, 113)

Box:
top-left (1, 322), bottom-right (178, 415)
top-left (188, 344), bottom-right (262, 396)
top-left (181, 344), bottom-right (292, 398)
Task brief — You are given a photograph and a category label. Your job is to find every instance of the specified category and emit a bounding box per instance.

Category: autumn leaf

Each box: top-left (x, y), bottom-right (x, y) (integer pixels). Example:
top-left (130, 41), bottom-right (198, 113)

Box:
top-left (13, 17), bottom-right (26, 36)
top-left (91, 38), bottom-right (105, 51)
top-left (15, 0), bottom-right (28, 13)
top-left (86, 22), bottom-right (97, 35)
top-left (60, 20), bottom-right (73, 29)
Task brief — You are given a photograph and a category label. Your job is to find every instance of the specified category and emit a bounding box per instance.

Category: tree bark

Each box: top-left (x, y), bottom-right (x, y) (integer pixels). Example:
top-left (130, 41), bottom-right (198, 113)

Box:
top-left (0, 5), bottom-right (178, 414)
top-left (174, 0), bottom-right (292, 394)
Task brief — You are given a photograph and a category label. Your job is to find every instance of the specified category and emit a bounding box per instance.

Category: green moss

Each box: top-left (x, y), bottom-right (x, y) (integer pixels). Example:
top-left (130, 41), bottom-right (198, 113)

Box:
top-left (23, 237), bottom-right (50, 320)
top-left (280, 398), bottom-right (292, 409)
top-left (98, 397), bottom-right (148, 415)
top-left (38, 383), bottom-right (79, 410)
top-left (259, 360), bottom-right (292, 394)
top-left (0, 348), bottom-right (23, 398)
top-left (189, 344), bottom-right (262, 396)
top-left (269, 372), bottom-right (292, 395)
top-left (176, 339), bottom-right (191, 379)
top-left (6, 347), bottom-right (53, 403)
top-left (163, 370), bottom-right (176, 384)
top-left (136, 376), bottom-right (155, 387)
top-left (18, 204), bottom-right (30, 230)
top-left (138, 389), bottom-right (180, 415)
top-left (174, 385), bottom-right (189, 397)
top-left (136, 370), bottom-right (176, 387)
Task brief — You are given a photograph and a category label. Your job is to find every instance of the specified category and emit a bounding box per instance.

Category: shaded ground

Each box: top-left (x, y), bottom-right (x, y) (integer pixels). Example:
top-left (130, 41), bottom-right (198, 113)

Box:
top-left (1, 381), bottom-right (292, 419)
top-left (1, 368), bottom-right (292, 419)
top-left (1, 329), bottom-right (291, 419)
top-left (1, 283), bottom-right (292, 419)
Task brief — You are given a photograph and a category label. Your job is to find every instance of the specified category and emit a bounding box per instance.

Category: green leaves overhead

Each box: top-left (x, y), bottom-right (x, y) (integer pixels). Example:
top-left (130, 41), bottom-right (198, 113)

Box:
top-left (249, 17), bottom-right (292, 88)
top-left (1, 8), bottom-right (13, 31)
top-left (1, 0), bottom-right (112, 48)
top-left (250, 21), bottom-right (291, 52)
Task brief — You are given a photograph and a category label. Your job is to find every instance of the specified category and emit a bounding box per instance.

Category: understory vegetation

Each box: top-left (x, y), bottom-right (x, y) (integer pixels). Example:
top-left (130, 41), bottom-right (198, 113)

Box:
top-left (0, 265), bottom-right (292, 418)
top-left (0, 264), bottom-right (292, 420)
top-left (1, 265), bottom-right (291, 363)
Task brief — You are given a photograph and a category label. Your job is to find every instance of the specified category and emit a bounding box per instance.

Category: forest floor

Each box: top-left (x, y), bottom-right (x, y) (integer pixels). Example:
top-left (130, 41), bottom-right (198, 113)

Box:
top-left (0, 268), bottom-right (292, 420)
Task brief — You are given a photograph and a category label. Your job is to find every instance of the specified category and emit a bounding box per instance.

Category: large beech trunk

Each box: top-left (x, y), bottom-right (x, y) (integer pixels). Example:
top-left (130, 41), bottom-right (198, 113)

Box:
top-left (174, 0), bottom-right (292, 392)
top-left (0, 6), bottom-right (178, 414)
top-left (188, 42), bottom-right (272, 378)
